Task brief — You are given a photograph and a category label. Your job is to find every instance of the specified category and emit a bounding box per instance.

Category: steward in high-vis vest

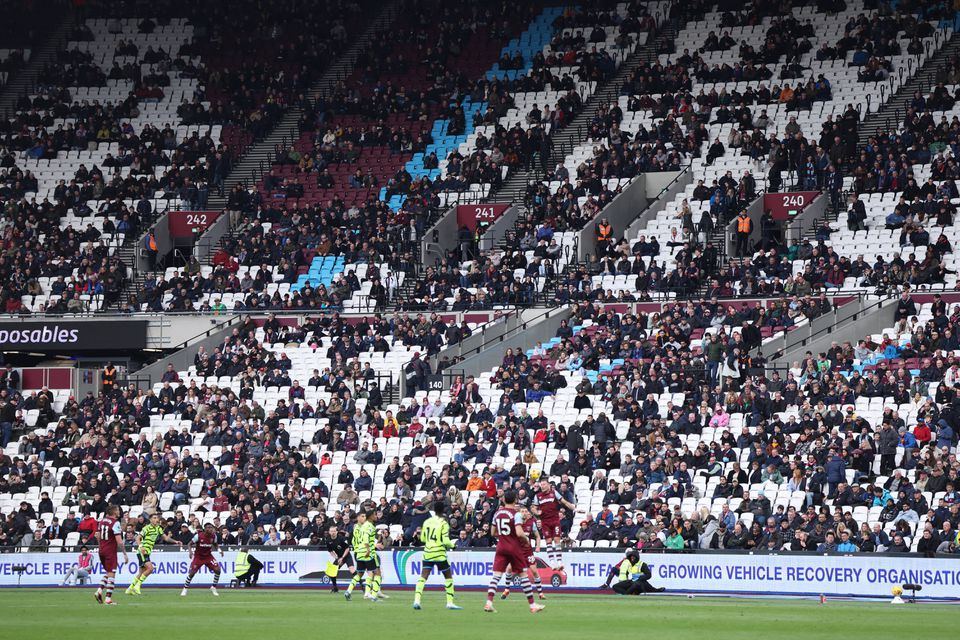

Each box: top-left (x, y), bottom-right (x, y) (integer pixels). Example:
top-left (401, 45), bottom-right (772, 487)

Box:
top-left (595, 217), bottom-right (614, 256)
top-left (143, 230), bottom-right (159, 269)
top-left (102, 363), bottom-right (117, 393)
top-left (734, 211), bottom-right (754, 257)
top-left (233, 549), bottom-right (263, 587)
top-left (611, 549), bottom-right (665, 595)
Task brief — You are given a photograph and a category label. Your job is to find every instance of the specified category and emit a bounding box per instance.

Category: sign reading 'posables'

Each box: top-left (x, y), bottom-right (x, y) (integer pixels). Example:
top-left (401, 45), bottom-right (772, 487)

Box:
top-left (0, 321), bottom-right (148, 351)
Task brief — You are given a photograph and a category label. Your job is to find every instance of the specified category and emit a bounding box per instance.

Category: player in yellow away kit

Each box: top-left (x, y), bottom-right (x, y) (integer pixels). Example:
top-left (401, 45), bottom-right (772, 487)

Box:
top-left (345, 510), bottom-right (387, 601)
top-left (126, 513), bottom-right (181, 594)
top-left (413, 501), bottom-right (461, 610)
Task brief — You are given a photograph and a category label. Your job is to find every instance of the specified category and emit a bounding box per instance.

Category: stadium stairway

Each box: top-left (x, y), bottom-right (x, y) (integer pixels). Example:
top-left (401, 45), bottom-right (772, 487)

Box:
top-left (121, 2), bottom-right (404, 308)
top-left (485, 17), bottom-right (680, 212)
top-left (203, 0), bottom-right (402, 213)
top-left (857, 30), bottom-right (960, 146)
top-left (0, 9), bottom-right (76, 115)
top-left (388, 6), bottom-right (568, 213)
top-left (397, 18), bottom-right (682, 308)
top-left (484, 18), bottom-right (680, 263)
top-left (107, 201), bottom-right (172, 311)
top-left (767, 295), bottom-right (898, 367)
top-left (676, 26), bottom-right (960, 301)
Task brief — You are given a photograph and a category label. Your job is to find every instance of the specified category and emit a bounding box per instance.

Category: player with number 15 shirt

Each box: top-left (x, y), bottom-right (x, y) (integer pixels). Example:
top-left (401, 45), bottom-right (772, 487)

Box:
top-left (484, 490), bottom-right (543, 613)
top-left (492, 505), bottom-right (528, 573)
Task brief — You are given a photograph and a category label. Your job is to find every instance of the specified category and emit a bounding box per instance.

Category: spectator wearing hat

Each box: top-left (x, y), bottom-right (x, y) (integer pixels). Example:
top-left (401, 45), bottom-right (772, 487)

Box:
top-left (664, 478), bottom-right (684, 500)
top-left (897, 426), bottom-right (917, 449)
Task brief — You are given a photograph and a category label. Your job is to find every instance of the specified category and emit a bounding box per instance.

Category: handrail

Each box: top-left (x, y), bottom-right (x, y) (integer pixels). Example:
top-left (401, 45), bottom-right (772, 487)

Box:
top-left (166, 313), bottom-right (247, 354)
top-left (772, 292), bottom-right (892, 358)
top-left (620, 163), bottom-right (692, 243)
top-left (399, 308), bottom-right (523, 374)
top-left (650, 163), bottom-right (692, 204)
top-left (446, 305), bottom-right (566, 364)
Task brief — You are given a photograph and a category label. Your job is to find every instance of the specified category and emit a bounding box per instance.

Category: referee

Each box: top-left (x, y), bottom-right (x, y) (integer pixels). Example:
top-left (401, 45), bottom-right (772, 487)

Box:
top-left (326, 525), bottom-right (354, 593)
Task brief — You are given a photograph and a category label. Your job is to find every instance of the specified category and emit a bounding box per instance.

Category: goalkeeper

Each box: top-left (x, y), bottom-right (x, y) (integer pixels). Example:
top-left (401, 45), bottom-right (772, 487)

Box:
top-left (413, 501), bottom-right (462, 610)
top-left (611, 550), bottom-right (665, 595)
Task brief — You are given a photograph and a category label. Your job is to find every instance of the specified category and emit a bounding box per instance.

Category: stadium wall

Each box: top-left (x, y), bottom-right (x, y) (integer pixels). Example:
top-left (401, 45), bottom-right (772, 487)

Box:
top-left (477, 205), bottom-right (523, 252)
top-left (769, 296), bottom-right (898, 367)
top-left (132, 315), bottom-right (247, 384)
top-left (624, 168), bottom-right (692, 242)
top-left (420, 204), bottom-right (459, 265)
top-left (442, 306), bottom-right (573, 379)
top-left (782, 191), bottom-right (829, 244)
top-left (575, 173), bottom-right (648, 262)
top-left (6, 549), bottom-right (959, 599)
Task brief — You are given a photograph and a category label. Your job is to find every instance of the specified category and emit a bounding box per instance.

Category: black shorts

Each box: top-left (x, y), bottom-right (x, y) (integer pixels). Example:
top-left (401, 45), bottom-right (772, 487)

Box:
top-left (422, 559), bottom-right (450, 572)
top-left (339, 553), bottom-right (355, 567)
top-left (356, 556), bottom-right (380, 572)
top-left (137, 552), bottom-right (152, 567)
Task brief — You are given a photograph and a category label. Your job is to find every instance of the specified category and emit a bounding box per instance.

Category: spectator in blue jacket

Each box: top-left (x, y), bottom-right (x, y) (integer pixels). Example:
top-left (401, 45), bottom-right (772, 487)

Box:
top-left (897, 426), bottom-right (917, 449)
top-left (354, 469), bottom-right (372, 492)
top-left (647, 460), bottom-right (666, 485)
top-left (824, 450), bottom-right (847, 498)
top-left (525, 380), bottom-right (552, 403)
top-left (936, 420), bottom-right (955, 449)
top-left (594, 505), bottom-right (614, 527)
top-left (871, 485), bottom-right (892, 507)
top-left (457, 438), bottom-right (479, 463)
top-left (836, 531), bottom-right (859, 553)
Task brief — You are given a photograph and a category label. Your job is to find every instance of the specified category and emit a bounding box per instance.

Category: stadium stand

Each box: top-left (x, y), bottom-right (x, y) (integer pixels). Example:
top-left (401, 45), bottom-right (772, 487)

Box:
top-left (1, 0), bottom-right (367, 315)
top-left (0, 0), bottom-right (62, 88)
top-left (1, 0), bottom-right (960, 563)
top-left (561, 0), bottom-right (957, 304)
top-left (134, 0), bottom-right (669, 315)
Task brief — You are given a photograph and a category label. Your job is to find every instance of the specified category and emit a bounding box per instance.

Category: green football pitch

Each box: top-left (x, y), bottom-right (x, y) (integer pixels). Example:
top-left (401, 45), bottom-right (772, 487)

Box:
top-left (1, 588), bottom-right (956, 639)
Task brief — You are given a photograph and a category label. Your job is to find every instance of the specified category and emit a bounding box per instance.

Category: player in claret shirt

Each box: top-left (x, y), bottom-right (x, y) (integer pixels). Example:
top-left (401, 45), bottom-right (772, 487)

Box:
top-left (181, 523), bottom-right (223, 597)
top-left (95, 505), bottom-right (129, 605)
top-left (484, 490), bottom-right (545, 614)
top-left (533, 478), bottom-right (575, 571)
top-left (501, 505), bottom-right (546, 600)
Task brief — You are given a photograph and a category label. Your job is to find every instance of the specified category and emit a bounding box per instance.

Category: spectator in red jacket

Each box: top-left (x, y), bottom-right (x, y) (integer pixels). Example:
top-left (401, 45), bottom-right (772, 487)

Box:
top-left (482, 470), bottom-right (497, 498)
top-left (914, 421), bottom-right (932, 446)
top-left (77, 514), bottom-right (98, 540)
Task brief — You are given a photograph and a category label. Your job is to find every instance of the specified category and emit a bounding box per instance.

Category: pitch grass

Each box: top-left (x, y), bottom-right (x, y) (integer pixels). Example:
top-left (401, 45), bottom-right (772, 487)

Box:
top-left (1, 588), bottom-right (957, 640)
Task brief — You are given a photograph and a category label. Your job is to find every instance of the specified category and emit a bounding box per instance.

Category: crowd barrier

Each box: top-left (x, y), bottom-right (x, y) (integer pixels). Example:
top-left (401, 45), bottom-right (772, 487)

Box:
top-left (3, 549), bottom-right (960, 599)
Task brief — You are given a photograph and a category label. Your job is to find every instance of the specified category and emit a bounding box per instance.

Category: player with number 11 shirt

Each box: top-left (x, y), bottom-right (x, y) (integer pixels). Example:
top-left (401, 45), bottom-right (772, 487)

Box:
top-left (95, 505), bottom-right (128, 605)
